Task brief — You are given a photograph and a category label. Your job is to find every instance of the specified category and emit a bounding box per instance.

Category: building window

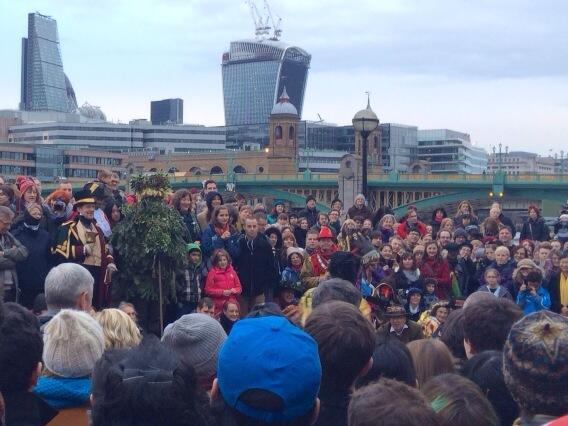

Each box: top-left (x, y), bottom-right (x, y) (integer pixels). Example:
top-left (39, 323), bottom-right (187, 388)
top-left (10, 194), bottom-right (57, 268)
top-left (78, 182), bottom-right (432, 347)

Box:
top-left (275, 125), bottom-right (283, 139)
top-left (289, 126), bottom-right (295, 140)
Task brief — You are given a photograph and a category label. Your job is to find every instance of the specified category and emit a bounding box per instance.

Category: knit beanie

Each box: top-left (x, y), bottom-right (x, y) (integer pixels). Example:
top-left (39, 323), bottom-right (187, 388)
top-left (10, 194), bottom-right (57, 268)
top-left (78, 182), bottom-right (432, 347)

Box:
top-left (503, 311), bottom-right (568, 417)
top-left (43, 309), bottom-right (105, 378)
top-left (515, 258), bottom-right (539, 270)
top-left (162, 313), bottom-right (227, 379)
top-left (16, 176), bottom-right (36, 198)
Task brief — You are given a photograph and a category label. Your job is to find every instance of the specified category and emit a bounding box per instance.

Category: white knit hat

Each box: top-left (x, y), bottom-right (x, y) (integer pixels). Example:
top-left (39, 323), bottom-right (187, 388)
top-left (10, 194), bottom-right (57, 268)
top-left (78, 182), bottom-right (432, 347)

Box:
top-left (43, 309), bottom-right (105, 378)
top-left (162, 313), bottom-right (227, 379)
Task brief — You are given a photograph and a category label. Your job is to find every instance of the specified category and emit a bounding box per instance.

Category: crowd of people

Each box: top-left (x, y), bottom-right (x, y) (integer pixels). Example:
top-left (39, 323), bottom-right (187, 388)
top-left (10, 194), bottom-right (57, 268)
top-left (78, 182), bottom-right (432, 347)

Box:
top-left (0, 171), bottom-right (567, 425)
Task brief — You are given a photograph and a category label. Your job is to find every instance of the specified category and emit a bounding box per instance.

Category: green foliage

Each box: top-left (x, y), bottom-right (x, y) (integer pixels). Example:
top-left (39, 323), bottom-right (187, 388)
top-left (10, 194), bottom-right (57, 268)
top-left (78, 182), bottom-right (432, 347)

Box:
top-left (130, 172), bottom-right (172, 199)
top-left (111, 191), bottom-right (187, 302)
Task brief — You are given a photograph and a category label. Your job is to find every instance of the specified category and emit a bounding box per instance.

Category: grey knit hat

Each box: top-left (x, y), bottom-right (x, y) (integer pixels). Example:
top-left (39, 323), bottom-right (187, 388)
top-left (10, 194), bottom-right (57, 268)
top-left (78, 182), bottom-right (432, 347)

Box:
top-left (43, 309), bottom-right (105, 378)
top-left (162, 313), bottom-right (227, 379)
top-left (503, 311), bottom-right (568, 417)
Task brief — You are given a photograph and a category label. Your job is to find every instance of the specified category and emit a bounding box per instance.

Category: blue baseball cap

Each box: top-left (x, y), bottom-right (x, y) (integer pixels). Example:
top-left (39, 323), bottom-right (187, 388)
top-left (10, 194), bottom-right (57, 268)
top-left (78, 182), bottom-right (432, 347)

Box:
top-left (217, 315), bottom-right (321, 422)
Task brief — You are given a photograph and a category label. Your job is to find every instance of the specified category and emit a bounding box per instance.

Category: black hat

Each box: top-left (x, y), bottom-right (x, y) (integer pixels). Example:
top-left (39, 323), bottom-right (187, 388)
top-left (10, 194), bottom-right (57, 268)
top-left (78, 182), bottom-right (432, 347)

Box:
top-left (83, 181), bottom-right (107, 199)
top-left (73, 189), bottom-right (96, 208)
top-left (458, 242), bottom-right (473, 251)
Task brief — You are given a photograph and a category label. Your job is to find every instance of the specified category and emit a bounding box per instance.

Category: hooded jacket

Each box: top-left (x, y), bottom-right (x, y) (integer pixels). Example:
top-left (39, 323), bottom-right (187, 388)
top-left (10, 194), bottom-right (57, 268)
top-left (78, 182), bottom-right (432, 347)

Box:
top-left (177, 243), bottom-right (203, 304)
top-left (204, 264), bottom-right (241, 314)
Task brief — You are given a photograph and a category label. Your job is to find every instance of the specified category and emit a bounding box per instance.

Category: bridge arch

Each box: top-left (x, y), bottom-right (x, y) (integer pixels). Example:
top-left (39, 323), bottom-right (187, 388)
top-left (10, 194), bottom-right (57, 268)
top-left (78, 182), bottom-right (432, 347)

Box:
top-left (233, 165), bottom-right (247, 174)
top-left (210, 166), bottom-right (224, 175)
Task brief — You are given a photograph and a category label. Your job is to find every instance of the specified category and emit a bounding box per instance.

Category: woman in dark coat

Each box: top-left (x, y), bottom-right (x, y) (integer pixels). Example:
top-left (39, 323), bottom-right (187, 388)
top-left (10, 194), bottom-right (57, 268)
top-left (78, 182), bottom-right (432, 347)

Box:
top-left (520, 205), bottom-right (549, 242)
top-left (172, 189), bottom-right (201, 243)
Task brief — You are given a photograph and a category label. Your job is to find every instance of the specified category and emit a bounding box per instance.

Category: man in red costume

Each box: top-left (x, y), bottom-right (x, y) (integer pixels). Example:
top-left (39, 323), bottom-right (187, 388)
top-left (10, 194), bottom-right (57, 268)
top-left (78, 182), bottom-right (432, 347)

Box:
top-left (52, 187), bottom-right (116, 309)
top-left (300, 226), bottom-right (338, 289)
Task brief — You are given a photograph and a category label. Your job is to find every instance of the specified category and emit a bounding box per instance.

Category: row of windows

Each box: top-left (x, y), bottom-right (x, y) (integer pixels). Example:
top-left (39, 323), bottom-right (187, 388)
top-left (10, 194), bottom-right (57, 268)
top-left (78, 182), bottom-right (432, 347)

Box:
top-left (66, 156), bottom-right (122, 166)
top-left (0, 152), bottom-right (34, 161)
top-left (10, 126), bottom-right (225, 135)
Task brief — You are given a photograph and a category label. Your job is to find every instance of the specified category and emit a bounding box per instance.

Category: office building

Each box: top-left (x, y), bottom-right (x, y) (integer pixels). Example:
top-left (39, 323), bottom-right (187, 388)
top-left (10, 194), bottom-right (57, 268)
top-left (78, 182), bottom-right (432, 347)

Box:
top-left (222, 39), bottom-right (311, 126)
top-left (487, 151), bottom-right (556, 174)
top-left (150, 98), bottom-right (183, 125)
top-left (7, 121), bottom-right (226, 154)
top-left (0, 143), bottom-right (126, 181)
top-left (20, 12), bottom-right (77, 112)
top-left (417, 129), bottom-right (488, 173)
top-left (380, 123), bottom-right (419, 172)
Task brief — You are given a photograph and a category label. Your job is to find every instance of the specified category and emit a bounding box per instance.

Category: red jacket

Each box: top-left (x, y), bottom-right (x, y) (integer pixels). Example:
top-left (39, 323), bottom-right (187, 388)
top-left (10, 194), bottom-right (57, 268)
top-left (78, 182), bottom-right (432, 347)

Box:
top-left (396, 220), bottom-right (427, 239)
top-left (419, 256), bottom-right (451, 299)
top-left (205, 265), bottom-right (242, 314)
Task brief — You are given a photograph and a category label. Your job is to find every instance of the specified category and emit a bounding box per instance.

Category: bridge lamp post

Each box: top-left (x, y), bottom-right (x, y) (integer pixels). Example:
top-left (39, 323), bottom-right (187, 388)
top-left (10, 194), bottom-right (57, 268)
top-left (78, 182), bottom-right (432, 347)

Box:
top-left (353, 100), bottom-right (379, 198)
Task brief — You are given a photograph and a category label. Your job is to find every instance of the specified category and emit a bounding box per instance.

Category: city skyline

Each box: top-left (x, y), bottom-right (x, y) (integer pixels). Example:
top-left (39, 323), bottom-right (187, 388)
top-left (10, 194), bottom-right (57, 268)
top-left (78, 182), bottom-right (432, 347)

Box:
top-left (1, 0), bottom-right (567, 155)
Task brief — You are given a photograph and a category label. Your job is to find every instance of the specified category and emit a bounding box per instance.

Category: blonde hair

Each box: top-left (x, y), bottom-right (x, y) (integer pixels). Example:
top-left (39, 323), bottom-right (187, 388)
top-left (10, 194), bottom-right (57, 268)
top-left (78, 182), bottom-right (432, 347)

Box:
top-left (494, 246), bottom-right (510, 256)
top-left (96, 308), bottom-right (141, 349)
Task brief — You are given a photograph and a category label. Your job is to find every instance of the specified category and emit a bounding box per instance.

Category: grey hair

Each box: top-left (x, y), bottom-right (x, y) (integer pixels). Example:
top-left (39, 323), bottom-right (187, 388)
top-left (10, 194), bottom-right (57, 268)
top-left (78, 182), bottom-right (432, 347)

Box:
top-left (45, 263), bottom-right (94, 309)
top-left (0, 205), bottom-right (15, 220)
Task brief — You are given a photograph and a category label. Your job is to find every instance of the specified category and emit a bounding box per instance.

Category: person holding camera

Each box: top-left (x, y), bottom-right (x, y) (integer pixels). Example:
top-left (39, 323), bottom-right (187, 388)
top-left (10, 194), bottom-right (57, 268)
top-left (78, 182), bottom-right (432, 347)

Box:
top-left (516, 269), bottom-right (551, 315)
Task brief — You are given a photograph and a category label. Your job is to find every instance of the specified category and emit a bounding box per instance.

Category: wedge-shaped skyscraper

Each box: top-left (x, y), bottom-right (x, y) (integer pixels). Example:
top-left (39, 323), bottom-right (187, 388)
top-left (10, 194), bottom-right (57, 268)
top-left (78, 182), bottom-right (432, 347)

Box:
top-left (20, 12), bottom-right (77, 112)
top-left (222, 39), bottom-right (310, 126)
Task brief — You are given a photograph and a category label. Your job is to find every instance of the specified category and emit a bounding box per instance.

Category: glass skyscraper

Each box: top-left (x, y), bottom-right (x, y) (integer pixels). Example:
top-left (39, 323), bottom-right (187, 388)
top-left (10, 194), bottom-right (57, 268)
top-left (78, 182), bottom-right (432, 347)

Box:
top-left (150, 98), bottom-right (184, 125)
top-left (222, 39), bottom-right (311, 126)
top-left (20, 12), bottom-right (78, 113)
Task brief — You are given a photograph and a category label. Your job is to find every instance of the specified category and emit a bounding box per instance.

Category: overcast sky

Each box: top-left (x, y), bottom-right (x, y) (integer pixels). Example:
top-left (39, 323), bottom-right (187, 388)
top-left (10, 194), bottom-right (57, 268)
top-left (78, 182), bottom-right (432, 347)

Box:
top-left (1, 0), bottom-right (567, 155)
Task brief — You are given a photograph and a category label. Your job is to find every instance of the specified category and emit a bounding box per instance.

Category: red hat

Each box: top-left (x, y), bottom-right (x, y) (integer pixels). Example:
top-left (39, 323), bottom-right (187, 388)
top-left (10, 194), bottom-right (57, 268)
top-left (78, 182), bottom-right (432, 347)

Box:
top-left (318, 226), bottom-right (333, 240)
top-left (16, 176), bottom-right (36, 198)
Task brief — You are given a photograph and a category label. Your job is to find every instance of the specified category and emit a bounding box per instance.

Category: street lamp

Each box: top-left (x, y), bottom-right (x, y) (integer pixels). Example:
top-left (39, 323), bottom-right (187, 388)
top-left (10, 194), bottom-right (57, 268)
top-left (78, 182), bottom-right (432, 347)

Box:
top-left (352, 96), bottom-right (379, 198)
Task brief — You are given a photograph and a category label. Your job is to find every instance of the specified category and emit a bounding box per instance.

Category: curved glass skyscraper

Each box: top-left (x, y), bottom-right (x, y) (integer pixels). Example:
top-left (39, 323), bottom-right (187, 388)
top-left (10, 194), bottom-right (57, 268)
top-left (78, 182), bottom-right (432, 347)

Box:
top-left (222, 39), bottom-right (311, 126)
top-left (20, 12), bottom-right (78, 113)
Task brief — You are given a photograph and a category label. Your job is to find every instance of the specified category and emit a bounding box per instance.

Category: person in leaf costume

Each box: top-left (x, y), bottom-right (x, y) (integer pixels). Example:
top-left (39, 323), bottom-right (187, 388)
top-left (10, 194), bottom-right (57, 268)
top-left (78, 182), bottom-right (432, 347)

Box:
top-left (110, 173), bottom-right (187, 335)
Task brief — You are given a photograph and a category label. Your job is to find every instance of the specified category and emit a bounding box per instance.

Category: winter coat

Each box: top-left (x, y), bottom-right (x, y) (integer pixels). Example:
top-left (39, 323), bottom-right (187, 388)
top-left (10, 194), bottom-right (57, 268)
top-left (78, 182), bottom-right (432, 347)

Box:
top-left (204, 265), bottom-right (242, 314)
top-left (378, 226), bottom-right (394, 244)
top-left (347, 205), bottom-right (373, 221)
top-left (394, 268), bottom-right (423, 293)
top-left (376, 319), bottom-right (424, 345)
top-left (480, 259), bottom-right (516, 297)
top-left (499, 213), bottom-right (516, 233)
top-left (476, 284), bottom-right (513, 300)
top-left (298, 207), bottom-right (319, 228)
top-left (176, 244), bottom-right (204, 305)
top-left (281, 266), bottom-right (304, 295)
top-left (294, 227), bottom-right (307, 249)
top-left (549, 271), bottom-right (568, 313)
top-left (234, 234), bottom-right (279, 297)
top-left (516, 286), bottom-right (551, 315)
top-left (178, 210), bottom-right (202, 243)
top-left (3, 390), bottom-right (57, 426)
top-left (11, 223), bottom-right (52, 302)
top-left (554, 219), bottom-right (568, 241)
top-left (419, 256), bottom-right (451, 299)
top-left (0, 231), bottom-right (29, 302)
top-left (520, 217), bottom-right (549, 242)
top-left (454, 257), bottom-right (477, 296)
top-left (200, 224), bottom-right (240, 261)
top-left (396, 220), bottom-right (427, 239)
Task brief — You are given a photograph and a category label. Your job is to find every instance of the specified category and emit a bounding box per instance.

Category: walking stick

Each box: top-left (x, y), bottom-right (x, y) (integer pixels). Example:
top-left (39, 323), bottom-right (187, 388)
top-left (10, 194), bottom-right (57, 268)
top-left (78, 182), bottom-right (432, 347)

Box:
top-left (158, 260), bottom-right (164, 335)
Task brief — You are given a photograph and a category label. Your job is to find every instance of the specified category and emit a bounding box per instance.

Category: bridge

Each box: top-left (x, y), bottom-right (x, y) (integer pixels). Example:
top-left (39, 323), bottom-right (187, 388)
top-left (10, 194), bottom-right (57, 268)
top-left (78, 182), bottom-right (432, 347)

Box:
top-left (42, 171), bottom-right (568, 216)
top-left (166, 171), bottom-right (568, 216)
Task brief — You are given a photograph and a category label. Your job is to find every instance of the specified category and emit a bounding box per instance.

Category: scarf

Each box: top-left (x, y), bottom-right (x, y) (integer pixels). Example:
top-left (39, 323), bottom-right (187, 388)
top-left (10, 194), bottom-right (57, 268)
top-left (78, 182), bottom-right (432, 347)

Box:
top-left (214, 223), bottom-right (230, 237)
top-left (403, 269), bottom-right (420, 283)
top-left (34, 376), bottom-right (91, 409)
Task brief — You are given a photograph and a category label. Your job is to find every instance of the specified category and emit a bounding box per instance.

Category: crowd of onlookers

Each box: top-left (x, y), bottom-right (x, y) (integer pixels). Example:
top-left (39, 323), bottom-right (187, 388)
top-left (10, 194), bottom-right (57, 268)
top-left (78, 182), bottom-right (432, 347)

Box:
top-left (0, 172), bottom-right (567, 425)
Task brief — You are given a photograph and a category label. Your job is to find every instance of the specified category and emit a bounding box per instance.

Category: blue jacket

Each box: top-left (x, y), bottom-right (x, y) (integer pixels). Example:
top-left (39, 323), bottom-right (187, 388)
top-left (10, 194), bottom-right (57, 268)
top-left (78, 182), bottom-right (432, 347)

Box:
top-left (200, 224), bottom-right (240, 261)
top-left (516, 285), bottom-right (551, 315)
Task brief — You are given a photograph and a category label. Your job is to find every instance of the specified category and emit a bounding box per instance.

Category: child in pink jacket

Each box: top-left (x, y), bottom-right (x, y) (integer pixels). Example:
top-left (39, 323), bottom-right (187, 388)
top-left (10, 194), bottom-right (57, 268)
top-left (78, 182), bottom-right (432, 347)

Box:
top-left (205, 249), bottom-right (242, 316)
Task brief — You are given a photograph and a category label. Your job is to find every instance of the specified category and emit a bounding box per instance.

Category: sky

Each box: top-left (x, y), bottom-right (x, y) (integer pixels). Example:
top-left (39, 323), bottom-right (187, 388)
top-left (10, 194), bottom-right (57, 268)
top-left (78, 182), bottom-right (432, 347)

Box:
top-left (1, 0), bottom-right (568, 155)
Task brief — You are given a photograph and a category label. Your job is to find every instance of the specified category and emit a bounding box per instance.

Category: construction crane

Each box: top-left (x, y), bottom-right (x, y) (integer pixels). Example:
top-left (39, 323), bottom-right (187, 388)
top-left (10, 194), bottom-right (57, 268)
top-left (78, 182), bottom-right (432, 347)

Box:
top-left (263, 0), bottom-right (282, 40)
top-left (245, 0), bottom-right (270, 40)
